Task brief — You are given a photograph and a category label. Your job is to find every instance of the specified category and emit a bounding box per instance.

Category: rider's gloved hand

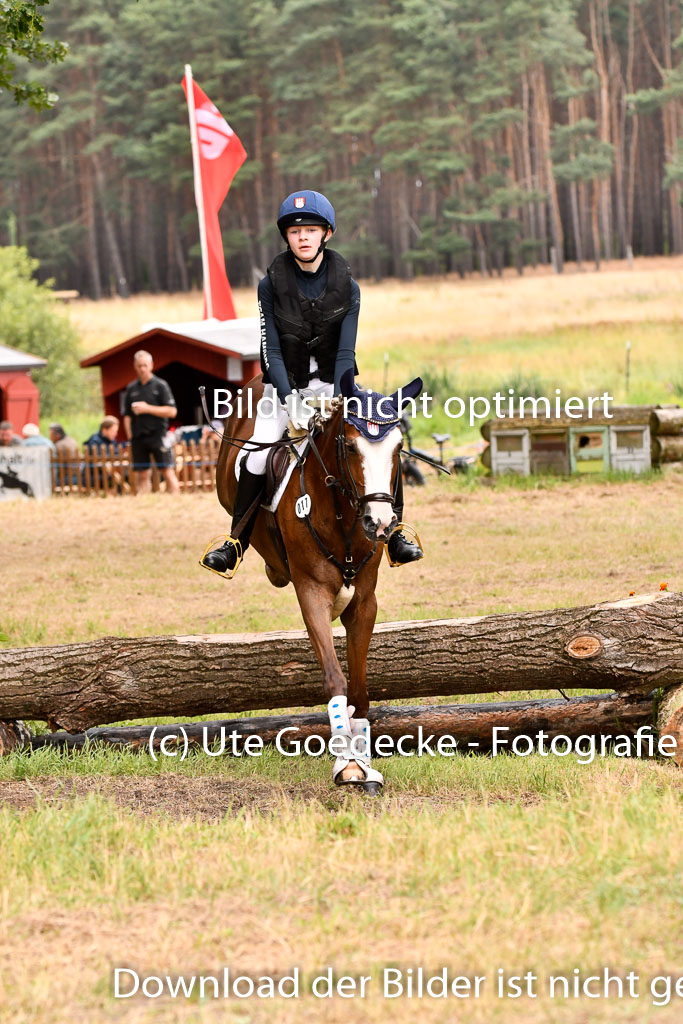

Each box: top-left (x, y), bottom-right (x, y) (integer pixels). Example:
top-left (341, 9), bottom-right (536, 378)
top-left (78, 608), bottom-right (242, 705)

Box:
top-left (285, 390), bottom-right (315, 431)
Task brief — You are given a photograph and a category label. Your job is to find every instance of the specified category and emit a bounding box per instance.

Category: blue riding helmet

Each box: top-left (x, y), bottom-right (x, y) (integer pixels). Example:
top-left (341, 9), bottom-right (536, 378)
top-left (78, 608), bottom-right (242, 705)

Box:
top-left (277, 190), bottom-right (336, 238)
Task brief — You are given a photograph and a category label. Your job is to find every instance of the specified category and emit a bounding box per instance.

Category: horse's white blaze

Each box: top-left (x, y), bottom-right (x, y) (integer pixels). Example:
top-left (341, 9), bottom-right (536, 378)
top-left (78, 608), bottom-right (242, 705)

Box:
top-left (356, 427), bottom-right (401, 535)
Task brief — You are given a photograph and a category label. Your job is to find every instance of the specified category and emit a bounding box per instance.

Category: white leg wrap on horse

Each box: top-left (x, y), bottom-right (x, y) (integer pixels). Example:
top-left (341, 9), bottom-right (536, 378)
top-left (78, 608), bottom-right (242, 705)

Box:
top-left (350, 718), bottom-right (371, 767)
top-left (328, 695), bottom-right (352, 738)
top-left (332, 715), bottom-right (384, 787)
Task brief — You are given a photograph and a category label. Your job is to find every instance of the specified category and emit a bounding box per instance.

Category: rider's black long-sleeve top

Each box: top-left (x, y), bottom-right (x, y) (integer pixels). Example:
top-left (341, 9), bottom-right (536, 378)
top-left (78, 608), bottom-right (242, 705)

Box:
top-left (257, 257), bottom-right (361, 405)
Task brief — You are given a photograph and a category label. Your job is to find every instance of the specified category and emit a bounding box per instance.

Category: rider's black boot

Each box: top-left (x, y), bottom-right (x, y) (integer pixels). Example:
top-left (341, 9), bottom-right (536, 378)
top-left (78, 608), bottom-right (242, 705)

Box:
top-left (202, 466), bottom-right (266, 574)
top-left (387, 529), bottom-right (423, 563)
top-left (387, 461), bottom-right (423, 565)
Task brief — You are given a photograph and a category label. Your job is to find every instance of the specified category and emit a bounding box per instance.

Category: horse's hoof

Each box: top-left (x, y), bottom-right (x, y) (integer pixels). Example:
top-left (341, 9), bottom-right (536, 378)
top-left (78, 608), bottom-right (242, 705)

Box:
top-left (339, 763), bottom-right (364, 784)
top-left (361, 781), bottom-right (383, 797)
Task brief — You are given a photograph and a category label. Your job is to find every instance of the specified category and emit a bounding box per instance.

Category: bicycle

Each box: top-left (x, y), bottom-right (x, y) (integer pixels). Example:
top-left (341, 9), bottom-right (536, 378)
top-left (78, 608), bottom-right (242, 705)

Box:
top-left (400, 414), bottom-right (475, 483)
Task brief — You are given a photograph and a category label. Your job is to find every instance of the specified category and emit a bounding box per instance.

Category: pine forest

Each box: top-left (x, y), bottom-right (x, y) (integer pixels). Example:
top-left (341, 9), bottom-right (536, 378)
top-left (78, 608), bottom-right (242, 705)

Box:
top-left (1, 0), bottom-right (682, 296)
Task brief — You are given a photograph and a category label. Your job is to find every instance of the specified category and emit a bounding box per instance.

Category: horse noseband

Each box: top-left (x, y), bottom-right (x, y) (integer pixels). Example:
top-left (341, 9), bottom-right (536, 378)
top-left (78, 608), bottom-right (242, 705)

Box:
top-left (359, 491), bottom-right (395, 505)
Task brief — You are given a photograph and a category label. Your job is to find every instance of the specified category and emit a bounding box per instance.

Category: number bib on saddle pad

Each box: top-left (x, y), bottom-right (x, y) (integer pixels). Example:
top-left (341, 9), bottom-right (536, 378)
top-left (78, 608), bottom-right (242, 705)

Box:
top-left (236, 436), bottom-right (310, 514)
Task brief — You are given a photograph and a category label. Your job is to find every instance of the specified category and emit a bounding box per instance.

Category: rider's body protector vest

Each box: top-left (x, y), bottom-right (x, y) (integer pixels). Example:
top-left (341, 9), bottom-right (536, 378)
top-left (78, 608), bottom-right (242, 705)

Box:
top-left (262, 249), bottom-right (354, 391)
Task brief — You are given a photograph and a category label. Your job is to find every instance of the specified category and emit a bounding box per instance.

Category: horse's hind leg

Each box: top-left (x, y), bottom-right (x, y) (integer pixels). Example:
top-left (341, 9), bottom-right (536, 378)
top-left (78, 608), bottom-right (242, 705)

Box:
top-left (340, 590), bottom-right (377, 718)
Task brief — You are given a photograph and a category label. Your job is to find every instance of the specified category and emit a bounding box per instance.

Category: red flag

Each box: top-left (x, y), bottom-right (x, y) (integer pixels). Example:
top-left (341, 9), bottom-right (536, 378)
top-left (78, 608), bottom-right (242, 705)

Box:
top-left (182, 70), bottom-right (246, 320)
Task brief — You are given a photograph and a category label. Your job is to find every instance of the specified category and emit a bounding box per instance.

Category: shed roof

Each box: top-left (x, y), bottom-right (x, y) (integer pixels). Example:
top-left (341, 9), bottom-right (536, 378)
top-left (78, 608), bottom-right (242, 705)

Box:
top-left (481, 405), bottom-right (657, 441)
top-left (80, 317), bottom-right (260, 368)
top-left (0, 342), bottom-right (47, 371)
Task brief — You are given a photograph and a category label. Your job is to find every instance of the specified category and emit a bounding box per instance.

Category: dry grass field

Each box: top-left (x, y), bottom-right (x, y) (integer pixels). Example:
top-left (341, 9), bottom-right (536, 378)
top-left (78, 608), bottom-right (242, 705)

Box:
top-left (2, 476), bottom-right (682, 1024)
top-left (3, 257), bottom-right (683, 1023)
top-left (1, 473), bottom-right (681, 646)
top-left (67, 254), bottom-right (683, 405)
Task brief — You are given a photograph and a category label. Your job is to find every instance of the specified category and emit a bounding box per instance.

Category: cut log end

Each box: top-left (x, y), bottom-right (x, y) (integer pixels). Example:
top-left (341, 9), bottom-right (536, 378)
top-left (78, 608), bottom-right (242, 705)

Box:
top-left (657, 684), bottom-right (683, 768)
top-left (565, 634), bottom-right (603, 659)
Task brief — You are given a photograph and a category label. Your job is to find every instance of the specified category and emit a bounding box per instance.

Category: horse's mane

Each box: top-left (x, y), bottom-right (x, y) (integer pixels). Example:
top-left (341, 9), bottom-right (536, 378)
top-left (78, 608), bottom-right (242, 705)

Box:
top-left (322, 395), bottom-right (345, 421)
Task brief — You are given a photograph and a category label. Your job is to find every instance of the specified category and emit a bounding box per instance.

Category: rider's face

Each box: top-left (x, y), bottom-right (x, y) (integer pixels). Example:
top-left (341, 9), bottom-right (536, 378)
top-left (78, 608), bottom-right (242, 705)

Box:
top-left (286, 225), bottom-right (330, 261)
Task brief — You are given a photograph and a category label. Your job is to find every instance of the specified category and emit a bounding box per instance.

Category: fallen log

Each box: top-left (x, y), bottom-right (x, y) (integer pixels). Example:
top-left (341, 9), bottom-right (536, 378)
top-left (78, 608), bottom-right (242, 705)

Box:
top-left (650, 407), bottom-right (683, 437)
top-left (657, 685), bottom-right (683, 768)
top-left (2, 593), bottom-right (681, 732)
top-left (651, 435), bottom-right (683, 464)
top-left (30, 692), bottom-right (656, 755)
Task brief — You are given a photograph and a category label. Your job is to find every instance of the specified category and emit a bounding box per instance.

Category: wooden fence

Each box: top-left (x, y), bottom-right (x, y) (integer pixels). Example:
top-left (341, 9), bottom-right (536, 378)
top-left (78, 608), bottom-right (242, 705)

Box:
top-left (51, 438), bottom-right (222, 496)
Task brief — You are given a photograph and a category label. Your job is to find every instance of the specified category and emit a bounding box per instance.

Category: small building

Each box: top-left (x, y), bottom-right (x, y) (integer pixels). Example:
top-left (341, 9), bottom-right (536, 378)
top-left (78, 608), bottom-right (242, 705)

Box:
top-left (0, 343), bottom-right (46, 429)
top-left (481, 406), bottom-right (661, 476)
top-left (80, 318), bottom-right (261, 431)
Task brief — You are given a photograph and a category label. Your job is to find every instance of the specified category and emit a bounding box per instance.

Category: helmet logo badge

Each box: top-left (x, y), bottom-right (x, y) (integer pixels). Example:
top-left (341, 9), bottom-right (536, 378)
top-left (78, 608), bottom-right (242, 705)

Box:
top-left (294, 196), bottom-right (306, 208)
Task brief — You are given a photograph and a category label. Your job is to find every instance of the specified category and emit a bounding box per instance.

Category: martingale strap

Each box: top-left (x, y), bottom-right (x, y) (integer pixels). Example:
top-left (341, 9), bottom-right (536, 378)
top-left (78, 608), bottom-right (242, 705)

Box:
top-left (291, 435), bottom-right (378, 586)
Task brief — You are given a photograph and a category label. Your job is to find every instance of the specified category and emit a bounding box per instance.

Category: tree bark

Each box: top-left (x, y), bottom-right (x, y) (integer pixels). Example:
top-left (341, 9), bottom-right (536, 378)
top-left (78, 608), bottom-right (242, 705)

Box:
top-left (590, 0), bottom-right (613, 261)
top-left (651, 435), bottom-right (683, 463)
top-left (30, 692), bottom-right (656, 756)
top-left (79, 141), bottom-right (103, 300)
top-left (625, 0), bottom-right (639, 249)
top-left (657, 684), bottom-right (683, 766)
top-left (1, 594), bottom-right (681, 732)
top-left (91, 152), bottom-right (129, 298)
top-left (649, 408), bottom-right (683, 435)
top-left (139, 182), bottom-right (161, 293)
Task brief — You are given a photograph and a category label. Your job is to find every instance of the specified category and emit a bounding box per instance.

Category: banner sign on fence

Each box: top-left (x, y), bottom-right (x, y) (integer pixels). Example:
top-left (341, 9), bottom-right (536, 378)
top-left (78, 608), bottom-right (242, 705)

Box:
top-left (0, 448), bottom-right (51, 501)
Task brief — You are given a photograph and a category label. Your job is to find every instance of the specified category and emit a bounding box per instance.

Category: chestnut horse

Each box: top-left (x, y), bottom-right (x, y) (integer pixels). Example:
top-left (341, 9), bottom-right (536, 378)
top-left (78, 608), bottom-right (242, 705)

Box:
top-left (213, 369), bottom-right (422, 793)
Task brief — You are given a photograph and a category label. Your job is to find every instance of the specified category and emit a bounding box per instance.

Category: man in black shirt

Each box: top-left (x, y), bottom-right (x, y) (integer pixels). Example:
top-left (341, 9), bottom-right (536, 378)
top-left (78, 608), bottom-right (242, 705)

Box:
top-left (123, 350), bottom-right (180, 495)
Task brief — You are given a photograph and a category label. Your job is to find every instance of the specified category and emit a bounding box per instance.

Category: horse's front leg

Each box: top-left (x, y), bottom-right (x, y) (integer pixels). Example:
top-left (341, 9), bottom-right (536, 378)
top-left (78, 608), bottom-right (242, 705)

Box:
top-left (340, 587), bottom-right (384, 795)
top-left (294, 582), bottom-right (346, 699)
top-left (294, 581), bottom-right (365, 787)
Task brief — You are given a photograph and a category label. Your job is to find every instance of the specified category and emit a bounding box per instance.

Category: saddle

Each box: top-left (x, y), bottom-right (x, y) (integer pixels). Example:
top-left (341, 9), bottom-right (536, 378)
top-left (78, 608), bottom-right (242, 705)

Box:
top-left (259, 432), bottom-right (311, 579)
top-left (264, 441), bottom-right (292, 505)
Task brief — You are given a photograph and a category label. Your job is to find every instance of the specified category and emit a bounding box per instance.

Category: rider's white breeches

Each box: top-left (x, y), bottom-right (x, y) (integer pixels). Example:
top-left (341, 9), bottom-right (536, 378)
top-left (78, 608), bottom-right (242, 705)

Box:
top-left (241, 376), bottom-right (334, 475)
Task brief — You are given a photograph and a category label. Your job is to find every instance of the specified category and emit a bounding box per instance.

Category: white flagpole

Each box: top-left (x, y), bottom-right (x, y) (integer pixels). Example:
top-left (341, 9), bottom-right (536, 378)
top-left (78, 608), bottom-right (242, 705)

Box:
top-left (184, 64), bottom-right (213, 318)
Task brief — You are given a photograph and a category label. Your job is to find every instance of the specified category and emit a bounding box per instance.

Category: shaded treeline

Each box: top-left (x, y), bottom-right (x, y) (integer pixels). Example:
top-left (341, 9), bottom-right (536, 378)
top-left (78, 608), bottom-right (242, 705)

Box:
top-left (1, 0), bottom-right (682, 296)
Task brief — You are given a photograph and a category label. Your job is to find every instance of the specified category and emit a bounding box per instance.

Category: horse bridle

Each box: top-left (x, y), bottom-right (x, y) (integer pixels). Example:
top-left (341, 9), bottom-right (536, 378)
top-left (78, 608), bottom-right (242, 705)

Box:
top-left (305, 417), bottom-right (398, 511)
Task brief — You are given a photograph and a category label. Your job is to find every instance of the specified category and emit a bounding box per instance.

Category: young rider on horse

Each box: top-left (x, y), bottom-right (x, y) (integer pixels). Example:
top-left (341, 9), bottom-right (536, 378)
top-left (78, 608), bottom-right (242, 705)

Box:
top-left (201, 189), bottom-right (423, 576)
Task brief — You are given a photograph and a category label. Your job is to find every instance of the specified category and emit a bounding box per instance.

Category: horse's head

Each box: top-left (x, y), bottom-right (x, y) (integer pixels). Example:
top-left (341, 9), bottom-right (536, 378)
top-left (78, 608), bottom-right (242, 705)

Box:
top-left (338, 369), bottom-right (423, 541)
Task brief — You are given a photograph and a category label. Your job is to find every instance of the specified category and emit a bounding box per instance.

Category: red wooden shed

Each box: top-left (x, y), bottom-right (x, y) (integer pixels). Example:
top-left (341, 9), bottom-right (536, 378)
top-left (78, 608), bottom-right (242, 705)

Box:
top-left (80, 318), bottom-right (261, 432)
top-left (0, 343), bottom-right (46, 430)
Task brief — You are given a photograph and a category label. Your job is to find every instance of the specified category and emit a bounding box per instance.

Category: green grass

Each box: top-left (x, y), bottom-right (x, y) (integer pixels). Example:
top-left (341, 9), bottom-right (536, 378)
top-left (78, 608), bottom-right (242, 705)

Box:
top-left (4, 269), bottom-right (683, 1023)
top-left (1, 764), bottom-right (681, 1022)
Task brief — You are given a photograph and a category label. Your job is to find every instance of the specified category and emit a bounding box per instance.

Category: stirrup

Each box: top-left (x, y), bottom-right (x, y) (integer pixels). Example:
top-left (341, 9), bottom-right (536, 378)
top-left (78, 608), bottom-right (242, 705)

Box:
top-left (199, 534), bottom-right (243, 580)
top-left (384, 522), bottom-right (423, 567)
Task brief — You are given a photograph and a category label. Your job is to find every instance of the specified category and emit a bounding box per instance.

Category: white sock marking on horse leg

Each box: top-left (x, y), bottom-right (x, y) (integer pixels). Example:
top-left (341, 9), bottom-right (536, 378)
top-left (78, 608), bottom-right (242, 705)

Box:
top-left (331, 584), bottom-right (355, 620)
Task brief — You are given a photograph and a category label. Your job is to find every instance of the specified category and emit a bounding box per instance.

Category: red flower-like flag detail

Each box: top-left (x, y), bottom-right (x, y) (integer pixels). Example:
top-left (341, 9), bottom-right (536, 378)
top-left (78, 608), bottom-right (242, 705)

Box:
top-left (182, 72), bottom-right (246, 320)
